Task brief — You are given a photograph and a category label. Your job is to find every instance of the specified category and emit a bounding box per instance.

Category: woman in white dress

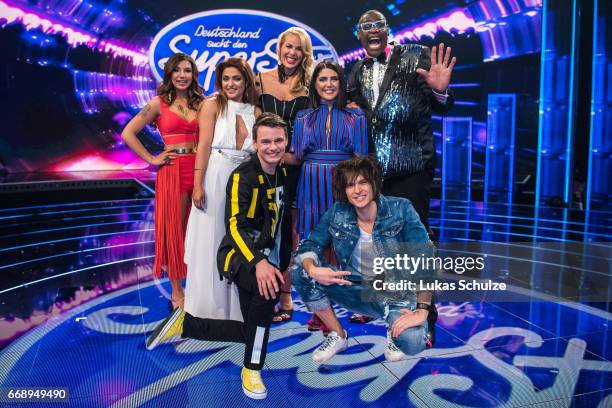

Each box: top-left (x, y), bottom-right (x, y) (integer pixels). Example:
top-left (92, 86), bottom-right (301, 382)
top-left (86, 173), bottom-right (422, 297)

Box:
top-left (186, 57), bottom-right (261, 320)
top-left (145, 57), bottom-right (260, 349)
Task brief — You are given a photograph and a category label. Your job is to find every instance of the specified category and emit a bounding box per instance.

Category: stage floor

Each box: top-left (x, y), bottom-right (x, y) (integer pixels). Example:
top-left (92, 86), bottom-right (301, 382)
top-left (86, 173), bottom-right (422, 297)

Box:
top-left (0, 192), bottom-right (610, 407)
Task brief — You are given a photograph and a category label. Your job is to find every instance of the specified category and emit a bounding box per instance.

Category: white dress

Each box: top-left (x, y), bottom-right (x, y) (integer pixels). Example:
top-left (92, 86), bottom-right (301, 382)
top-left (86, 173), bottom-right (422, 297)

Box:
top-left (184, 100), bottom-right (256, 321)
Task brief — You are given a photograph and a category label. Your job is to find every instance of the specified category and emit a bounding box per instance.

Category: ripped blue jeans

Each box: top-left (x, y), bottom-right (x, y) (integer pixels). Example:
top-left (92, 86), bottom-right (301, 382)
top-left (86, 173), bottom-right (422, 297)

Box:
top-left (291, 266), bottom-right (428, 356)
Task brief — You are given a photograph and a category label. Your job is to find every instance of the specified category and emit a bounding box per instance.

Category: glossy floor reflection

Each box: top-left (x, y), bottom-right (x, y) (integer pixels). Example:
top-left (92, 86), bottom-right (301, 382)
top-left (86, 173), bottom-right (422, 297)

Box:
top-left (0, 195), bottom-right (610, 407)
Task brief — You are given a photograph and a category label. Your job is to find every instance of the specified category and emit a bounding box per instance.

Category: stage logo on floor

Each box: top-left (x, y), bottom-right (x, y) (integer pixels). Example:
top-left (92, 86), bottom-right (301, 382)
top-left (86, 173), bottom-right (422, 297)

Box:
top-left (149, 9), bottom-right (338, 92)
top-left (1, 280), bottom-right (611, 406)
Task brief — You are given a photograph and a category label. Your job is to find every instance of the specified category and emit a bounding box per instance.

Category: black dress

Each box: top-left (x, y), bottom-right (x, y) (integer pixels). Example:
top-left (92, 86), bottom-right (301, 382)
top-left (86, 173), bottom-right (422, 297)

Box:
top-left (258, 72), bottom-right (309, 205)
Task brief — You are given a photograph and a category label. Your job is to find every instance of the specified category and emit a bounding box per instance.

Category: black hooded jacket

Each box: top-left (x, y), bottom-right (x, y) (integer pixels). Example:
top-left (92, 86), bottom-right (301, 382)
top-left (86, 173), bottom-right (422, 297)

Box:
top-left (216, 154), bottom-right (292, 282)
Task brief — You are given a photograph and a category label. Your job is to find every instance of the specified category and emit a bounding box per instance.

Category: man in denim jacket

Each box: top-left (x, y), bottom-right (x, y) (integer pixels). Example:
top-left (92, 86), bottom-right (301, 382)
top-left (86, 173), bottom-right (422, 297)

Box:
top-left (292, 156), bottom-right (435, 363)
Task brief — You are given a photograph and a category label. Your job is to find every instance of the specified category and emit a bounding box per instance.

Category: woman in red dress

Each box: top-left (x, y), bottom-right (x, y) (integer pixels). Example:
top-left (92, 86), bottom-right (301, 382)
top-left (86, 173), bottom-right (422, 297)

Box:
top-left (121, 53), bottom-right (204, 313)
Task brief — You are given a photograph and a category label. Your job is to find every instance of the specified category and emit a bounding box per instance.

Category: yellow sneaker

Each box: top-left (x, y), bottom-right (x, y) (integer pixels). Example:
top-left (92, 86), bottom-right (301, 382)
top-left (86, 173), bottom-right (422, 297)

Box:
top-left (146, 307), bottom-right (185, 350)
top-left (241, 367), bottom-right (267, 399)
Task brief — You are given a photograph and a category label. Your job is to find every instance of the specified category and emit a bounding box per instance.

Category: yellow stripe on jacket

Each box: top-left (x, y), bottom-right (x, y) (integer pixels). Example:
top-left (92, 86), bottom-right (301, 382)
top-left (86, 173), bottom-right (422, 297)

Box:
top-left (229, 173), bottom-right (255, 261)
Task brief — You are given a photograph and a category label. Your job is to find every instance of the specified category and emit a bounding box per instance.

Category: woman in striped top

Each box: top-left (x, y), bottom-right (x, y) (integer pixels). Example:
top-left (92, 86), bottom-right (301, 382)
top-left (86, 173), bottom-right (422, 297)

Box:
top-left (291, 61), bottom-right (368, 240)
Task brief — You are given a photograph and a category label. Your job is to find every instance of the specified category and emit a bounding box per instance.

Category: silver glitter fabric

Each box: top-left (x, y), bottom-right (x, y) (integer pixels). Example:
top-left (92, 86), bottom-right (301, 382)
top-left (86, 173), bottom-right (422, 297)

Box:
top-left (361, 60), bottom-right (388, 109)
top-left (353, 44), bottom-right (439, 177)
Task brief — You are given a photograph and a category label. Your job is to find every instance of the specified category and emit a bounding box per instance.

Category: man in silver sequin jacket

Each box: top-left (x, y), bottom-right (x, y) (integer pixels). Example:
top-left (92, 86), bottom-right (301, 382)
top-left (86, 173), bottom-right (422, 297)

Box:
top-left (348, 9), bottom-right (457, 231)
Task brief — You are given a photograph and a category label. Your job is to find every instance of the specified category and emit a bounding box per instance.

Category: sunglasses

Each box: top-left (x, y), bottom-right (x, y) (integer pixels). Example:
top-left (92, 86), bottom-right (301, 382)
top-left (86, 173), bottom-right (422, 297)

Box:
top-left (359, 20), bottom-right (387, 32)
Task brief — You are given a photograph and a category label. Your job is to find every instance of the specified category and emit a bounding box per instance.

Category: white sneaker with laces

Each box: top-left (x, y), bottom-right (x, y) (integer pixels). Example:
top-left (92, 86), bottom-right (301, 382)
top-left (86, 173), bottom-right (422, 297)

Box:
top-left (384, 330), bottom-right (407, 362)
top-left (312, 330), bottom-right (348, 363)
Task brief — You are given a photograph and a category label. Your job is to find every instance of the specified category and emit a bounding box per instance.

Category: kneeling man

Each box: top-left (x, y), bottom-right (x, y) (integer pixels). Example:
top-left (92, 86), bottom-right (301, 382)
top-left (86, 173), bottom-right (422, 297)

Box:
top-left (183, 113), bottom-right (292, 399)
top-left (292, 156), bottom-right (435, 363)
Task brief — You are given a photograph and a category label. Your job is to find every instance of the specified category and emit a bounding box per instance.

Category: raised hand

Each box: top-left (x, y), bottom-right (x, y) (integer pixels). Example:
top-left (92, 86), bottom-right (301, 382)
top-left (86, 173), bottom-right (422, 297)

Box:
top-left (416, 43), bottom-right (456, 93)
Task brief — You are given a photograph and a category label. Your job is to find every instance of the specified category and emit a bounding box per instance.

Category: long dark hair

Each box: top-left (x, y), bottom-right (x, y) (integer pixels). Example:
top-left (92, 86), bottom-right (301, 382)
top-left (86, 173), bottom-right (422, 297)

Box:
top-left (308, 61), bottom-right (347, 109)
top-left (214, 57), bottom-right (259, 115)
top-left (157, 53), bottom-right (204, 110)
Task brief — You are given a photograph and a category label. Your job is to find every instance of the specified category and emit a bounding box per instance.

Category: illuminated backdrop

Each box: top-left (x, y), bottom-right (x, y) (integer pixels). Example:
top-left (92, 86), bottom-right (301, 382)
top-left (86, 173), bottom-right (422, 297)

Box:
top-left (0, 0), bottom-right (607, 210)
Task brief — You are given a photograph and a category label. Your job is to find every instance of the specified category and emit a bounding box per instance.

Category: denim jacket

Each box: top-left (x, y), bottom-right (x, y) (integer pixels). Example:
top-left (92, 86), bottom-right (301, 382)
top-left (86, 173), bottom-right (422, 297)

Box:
top-left (294, 195), bottom-right (434, 280)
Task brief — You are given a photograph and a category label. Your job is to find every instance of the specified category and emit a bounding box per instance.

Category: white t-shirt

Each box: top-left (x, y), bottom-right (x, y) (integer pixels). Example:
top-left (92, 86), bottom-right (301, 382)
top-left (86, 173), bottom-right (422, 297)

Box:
top-left (349, 227), bottom-right (375, 277)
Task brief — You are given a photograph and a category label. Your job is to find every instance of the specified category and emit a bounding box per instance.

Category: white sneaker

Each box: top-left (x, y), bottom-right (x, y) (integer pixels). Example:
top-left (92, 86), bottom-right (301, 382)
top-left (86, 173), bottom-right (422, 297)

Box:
top-left (384, 331), bottom-right (407, 362)
top-left (312, 330), bottom-right (348, 363)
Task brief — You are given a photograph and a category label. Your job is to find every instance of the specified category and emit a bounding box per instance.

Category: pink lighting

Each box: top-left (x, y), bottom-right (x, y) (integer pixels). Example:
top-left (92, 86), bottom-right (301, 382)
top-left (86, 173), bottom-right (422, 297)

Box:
top-left (404, 10), bottom-right (475, 40)
top-left (340, 8), bottom-right (476, 63)
top-left (0, 1), bottom-right (148, 65)
top-left (50, 148), bottom-right (149, 172)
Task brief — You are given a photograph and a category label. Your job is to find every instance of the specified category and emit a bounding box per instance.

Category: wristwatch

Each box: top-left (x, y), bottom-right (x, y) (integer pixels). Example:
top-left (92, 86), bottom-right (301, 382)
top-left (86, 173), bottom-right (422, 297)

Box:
top-left (416, 303), bottom-right (432, 312)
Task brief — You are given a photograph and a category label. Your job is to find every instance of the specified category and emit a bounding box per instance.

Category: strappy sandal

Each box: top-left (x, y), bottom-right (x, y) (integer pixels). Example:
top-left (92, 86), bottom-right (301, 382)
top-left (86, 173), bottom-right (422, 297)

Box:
top-left (272, 308), bottom-right (294, 323)
top-left (271, 291), bottom-right (293, 324)
top-left (349, 313), bottom-right (374, 323)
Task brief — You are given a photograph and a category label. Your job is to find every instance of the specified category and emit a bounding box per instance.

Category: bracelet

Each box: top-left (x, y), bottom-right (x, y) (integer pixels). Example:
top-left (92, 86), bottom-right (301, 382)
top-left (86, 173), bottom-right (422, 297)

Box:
top-left (416, 303), bottom-right (432, 312)
top-left (194, 168), bottom-right (201, 171)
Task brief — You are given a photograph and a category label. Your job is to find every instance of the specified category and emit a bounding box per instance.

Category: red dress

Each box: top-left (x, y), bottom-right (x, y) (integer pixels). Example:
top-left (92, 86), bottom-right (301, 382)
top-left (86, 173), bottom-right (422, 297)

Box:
top-left (153, 99), bottom-right (198, 279)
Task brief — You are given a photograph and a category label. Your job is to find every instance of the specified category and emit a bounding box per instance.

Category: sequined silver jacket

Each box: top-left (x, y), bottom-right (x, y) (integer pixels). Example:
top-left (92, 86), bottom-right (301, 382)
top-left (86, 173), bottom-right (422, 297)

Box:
top-left (348, 43), bottom-right (454, 177)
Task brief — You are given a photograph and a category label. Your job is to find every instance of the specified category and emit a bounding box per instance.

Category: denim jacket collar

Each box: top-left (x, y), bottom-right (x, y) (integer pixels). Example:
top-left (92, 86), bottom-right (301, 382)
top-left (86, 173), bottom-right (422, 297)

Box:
top-left (331, 195), bottom-right (394, 232)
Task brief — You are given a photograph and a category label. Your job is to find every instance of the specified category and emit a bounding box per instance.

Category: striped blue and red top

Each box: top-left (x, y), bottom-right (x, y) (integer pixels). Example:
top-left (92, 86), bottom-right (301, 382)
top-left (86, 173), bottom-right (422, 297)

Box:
top-left (292, 105), bottom-right (368, 240)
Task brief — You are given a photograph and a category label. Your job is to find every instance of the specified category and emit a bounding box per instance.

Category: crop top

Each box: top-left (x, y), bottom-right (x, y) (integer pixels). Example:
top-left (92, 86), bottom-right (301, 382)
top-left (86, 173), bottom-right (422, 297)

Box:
top-left (156, 98), bottom-right (199, 144)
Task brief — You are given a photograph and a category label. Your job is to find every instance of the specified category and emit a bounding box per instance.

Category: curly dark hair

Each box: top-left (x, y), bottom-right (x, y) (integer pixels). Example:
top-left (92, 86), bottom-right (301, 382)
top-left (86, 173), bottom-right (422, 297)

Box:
top-left (332, 156), bottom-right (382, 202)
top-left (156, 53), bottom-right (204, 110)
top-left (308, 61), bottom-right (347, 109)
top-left (214, 57), bottom-right (259, 115)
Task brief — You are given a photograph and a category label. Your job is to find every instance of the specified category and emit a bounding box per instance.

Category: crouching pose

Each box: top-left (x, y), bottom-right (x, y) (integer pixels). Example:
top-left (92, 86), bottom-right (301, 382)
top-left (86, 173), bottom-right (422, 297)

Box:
top-left (182, 113), bottom-right (292, 400)
top-left (292, 156), bottom-right (436, 363)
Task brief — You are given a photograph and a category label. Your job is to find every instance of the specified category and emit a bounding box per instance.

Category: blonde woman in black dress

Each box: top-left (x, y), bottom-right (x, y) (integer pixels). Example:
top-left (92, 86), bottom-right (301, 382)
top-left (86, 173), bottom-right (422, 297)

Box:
top-left (256, 27), bottom-right (314, 324)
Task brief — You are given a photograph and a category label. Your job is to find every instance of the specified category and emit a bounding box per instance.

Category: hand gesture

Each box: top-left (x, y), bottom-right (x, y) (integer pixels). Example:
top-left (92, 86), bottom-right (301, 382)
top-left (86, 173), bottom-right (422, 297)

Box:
top-left (416, 43), bottom-right (456, 93)
top-left (390, 308), bottom-right (428, 338)
top-left (255, 259), bottom-right (285, 300)
top-left (149, 149), bottom-right (177, 166)
top-left (308, 266), bottom-right (352, 286)
top-left (192, 184), bottom-right (206, 210)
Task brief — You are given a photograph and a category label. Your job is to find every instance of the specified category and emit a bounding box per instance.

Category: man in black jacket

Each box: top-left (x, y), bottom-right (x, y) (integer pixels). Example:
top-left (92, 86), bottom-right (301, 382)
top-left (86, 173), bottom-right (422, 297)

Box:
top-left (182, 113), bottom-right (291, 400)
top-left (348, 9), bottom-right (456, 231)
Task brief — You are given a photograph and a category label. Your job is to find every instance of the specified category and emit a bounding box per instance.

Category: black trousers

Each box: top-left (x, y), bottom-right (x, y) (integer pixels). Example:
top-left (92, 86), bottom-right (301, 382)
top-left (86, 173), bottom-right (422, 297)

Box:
top-left (182, 267), bottom-right (279, 370)
top-left (382, 170), bottom-right (434, 230)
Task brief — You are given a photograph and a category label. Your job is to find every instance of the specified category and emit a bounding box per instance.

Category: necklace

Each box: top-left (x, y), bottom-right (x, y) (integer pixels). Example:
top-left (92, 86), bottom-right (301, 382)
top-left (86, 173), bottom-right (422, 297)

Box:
top-left (175, 103), bottom-right (190, 120)
top-left (263, 170), bottom-right (278, 189)
top-left (278, 65), bottom-right (298, 84)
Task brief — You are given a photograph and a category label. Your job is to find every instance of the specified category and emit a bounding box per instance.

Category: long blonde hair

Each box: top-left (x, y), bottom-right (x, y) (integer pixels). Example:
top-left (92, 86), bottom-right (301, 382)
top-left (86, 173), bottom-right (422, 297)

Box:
top-left (276, 27), bottom-right (314, 94)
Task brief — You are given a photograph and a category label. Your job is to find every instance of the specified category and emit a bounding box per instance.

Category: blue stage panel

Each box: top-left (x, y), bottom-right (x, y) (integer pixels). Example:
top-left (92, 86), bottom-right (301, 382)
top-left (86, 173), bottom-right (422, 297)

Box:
top-left (442, 117), bottom-right (473, 203)
top-left (586, 0), bottom-right (612, 212)
top-left (485, 94), bottom-right (517, 205)
top-left (536, 0), bottom-right (579, 207)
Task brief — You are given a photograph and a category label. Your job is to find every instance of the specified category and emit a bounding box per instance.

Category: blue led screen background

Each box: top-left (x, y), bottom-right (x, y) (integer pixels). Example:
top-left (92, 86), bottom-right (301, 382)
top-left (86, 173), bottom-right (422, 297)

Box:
top-left (0, 0), bottom-right (606, 209)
